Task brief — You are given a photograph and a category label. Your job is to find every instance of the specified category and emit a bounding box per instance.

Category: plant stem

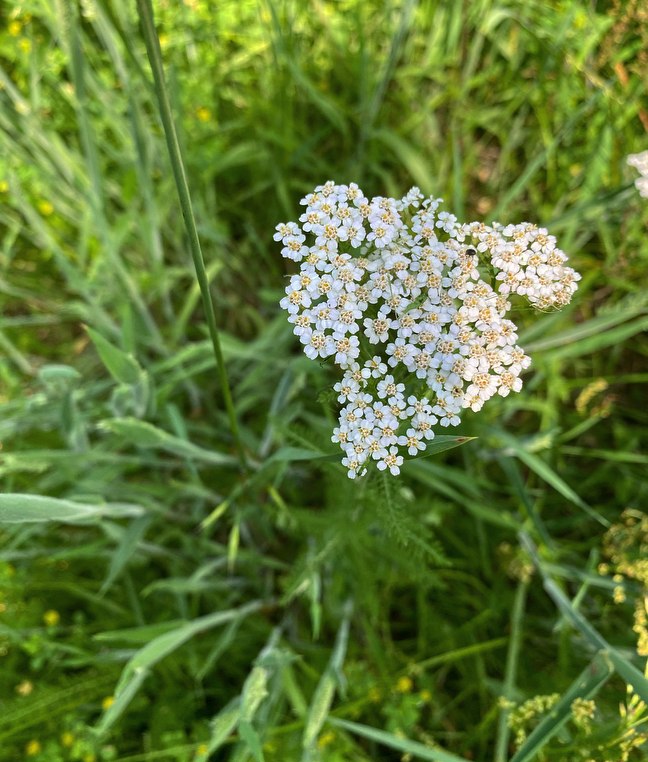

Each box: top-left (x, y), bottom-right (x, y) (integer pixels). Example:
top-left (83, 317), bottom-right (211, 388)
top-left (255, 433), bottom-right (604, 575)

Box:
top-left (136, 0), bottom-right (247, 470)
top-left (494, 578), bottom-right (528, 762)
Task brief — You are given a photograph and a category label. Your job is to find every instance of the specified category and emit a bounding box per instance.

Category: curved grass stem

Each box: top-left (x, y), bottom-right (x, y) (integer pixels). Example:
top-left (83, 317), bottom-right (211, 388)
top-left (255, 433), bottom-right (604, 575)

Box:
top-left (136, 0), bottom-right (247, 470)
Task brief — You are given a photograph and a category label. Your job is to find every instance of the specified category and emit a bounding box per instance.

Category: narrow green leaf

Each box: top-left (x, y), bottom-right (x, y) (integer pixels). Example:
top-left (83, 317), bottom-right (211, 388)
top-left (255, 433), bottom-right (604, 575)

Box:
top-left (240, 666), bottom-right (270, 723)
top-left (96, 667), bottom-right (148, 736)
top-left (86, 326), bottom-right (142, 385)
top-left (37, 364), bottom-right (82, 387)
top-left (99, 417), bottom-right (237, 465)
top-left (607, 651), bottom-right (648, 703)
top-left (0, 494), bottom-right (143, 524)
top-left (302, 601), bottom-right (352, 752)
top-left (95, 601), bottom-right (264, 735)
top-left (238, 719), bottom-right (265, 762)
top-left (202, 698), bottom-right (241, 757)
top-left (267, 446), bottom-right (336, 464)
top-left (499, 433), bottom-right (608, 526)
top-left (303, 675), bottom-right (336, 751)
top-left (228, 520), bottom-right (240, 571)
top-left (509, 654), bottom-right (613, 762)
top-left (410, 435), bottom-right (477, 460)
top-left (100, 515), bottom-right (152, 595)
top-left (521, 297), bottom-right (648, 353)
top-left (498, 456), bottom-right (555, 548)
top-left (522, 533), bottom-right (648, 704)
top-left (328, 718), bottom-right (471, 762)
top-left (372, 129), bottom-right (435, 192)
top-left (93, 620), bottom-right (186, 645)
top-left (495, 581), bottom-right (528, 762)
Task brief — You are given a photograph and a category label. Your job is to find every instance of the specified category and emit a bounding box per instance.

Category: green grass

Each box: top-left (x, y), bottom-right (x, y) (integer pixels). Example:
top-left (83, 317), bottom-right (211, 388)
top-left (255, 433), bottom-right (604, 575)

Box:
top-left (1, 0), bottom-right (648, 760)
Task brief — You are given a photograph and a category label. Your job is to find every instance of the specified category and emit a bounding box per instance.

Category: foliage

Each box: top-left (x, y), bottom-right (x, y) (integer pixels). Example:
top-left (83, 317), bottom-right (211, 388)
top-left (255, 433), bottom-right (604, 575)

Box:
top-left (1, 0), bottom-right (647, 760)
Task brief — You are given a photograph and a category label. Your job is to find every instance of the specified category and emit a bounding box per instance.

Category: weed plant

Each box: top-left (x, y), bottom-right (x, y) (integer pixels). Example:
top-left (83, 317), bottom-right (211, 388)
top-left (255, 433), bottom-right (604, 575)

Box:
top-left (0, 1), bottom-right (647, 761)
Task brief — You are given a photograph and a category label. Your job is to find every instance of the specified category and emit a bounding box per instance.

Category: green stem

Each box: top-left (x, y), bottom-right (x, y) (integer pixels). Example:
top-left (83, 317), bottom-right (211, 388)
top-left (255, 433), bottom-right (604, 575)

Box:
top-left (494, 579), bottom-right (528, 762)
top-left (136, 0), bottom-right (247, 470)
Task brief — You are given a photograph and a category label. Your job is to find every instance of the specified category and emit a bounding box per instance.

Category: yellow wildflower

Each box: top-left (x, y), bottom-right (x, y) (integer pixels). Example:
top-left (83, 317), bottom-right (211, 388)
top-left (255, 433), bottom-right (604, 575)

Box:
top-left (395, 675), bottom-right (413, 693)
top-left (16, 680), bottom-right (33, 696)
top-left (317, 730), bottom-right (336, 748)
top-left (26, 740), bottom-right (41, 756)
top-left (43, 609), bottom-right (60, 626)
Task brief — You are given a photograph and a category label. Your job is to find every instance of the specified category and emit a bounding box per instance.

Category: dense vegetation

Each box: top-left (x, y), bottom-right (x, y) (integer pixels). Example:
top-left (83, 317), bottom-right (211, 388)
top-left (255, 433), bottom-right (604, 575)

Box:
top-left (1, 1), bottom-right (647, 760)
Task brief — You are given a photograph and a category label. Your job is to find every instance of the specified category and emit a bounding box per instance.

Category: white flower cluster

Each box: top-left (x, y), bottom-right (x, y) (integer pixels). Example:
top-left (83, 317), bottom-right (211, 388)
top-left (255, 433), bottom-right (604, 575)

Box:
top-left (276, 181), bottom-right (580, 479)
top-left (627, 151), bottom-right (648, 198)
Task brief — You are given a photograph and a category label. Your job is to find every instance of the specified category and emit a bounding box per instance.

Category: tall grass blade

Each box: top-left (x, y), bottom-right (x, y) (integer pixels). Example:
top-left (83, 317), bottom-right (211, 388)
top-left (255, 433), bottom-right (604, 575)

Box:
top-left (96, 600), bottom-right (265, 735)
top-left (302, 600), bottom-right (352, 755)
top-left (135, 0), bottom-right (247, 469)
top-left (328, 717), bottom-right (472, 762)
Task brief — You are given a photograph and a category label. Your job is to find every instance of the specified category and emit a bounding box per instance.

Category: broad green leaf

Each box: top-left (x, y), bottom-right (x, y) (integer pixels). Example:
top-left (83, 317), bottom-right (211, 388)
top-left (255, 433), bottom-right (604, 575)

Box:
top-left (328, 718), bottom-right (472, 762)
top-left (86, 326), bottom-right (142, 385)
top-left (0, 494), bottom-right (143, 524)
top-left (99, 417), bottom-right (237, 465)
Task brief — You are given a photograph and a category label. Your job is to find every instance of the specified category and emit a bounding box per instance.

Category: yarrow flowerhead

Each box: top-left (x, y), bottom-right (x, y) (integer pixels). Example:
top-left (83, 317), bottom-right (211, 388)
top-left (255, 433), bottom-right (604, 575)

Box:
top-left (627, 151), bottom-right (648, 198)
top-left (276, 181), bottom-right (580, 479)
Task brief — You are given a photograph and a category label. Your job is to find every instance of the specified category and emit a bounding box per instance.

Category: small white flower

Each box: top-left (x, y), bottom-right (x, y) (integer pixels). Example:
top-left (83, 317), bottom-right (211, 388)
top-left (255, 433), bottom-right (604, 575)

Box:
top-left (397, 428), bottom-right (426, 456)
top-left (333, 334), bottom-right (360, 366)
top-left (361, 356), bottom-right (388, 379)
top-left (376, 446), bottom-right (404, 475)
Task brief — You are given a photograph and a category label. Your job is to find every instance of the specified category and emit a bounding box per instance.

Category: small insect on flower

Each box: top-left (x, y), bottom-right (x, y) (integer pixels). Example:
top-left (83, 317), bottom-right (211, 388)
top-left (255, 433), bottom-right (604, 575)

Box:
top-left (276, 181), bottom-right (580, 479)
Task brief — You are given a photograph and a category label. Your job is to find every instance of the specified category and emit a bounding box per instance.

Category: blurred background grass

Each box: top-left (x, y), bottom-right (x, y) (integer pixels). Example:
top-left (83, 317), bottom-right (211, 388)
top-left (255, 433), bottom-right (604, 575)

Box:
top-left (1, 0), bottom-right (648, 760)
